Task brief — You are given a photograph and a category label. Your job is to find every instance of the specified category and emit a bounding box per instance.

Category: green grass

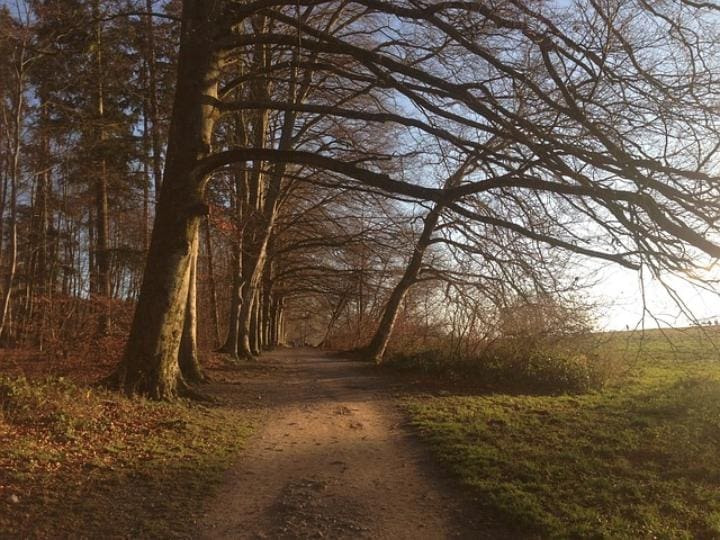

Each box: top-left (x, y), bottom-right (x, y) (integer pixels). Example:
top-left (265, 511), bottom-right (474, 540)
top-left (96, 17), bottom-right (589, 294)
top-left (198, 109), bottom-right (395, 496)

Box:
top-left (402, 327), bottom-right (720, 539)
top-left (0, 376), bottom-right (253, 538)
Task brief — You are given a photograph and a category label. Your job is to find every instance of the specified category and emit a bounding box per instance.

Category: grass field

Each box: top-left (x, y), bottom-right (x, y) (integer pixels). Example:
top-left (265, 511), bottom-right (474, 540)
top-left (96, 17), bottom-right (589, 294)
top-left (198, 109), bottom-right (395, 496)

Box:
top-left (403, 327), bottom-right (720, 539)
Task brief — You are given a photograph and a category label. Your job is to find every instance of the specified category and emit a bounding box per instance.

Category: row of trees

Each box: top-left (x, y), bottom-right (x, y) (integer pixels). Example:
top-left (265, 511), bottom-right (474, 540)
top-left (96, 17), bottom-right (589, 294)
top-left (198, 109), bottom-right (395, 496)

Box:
top-left (0, 0), bottom-right (177, 346)
top-left (0, 0), bottom-right (491, 362)
top-left (3, 0), bottom-right (720, 398)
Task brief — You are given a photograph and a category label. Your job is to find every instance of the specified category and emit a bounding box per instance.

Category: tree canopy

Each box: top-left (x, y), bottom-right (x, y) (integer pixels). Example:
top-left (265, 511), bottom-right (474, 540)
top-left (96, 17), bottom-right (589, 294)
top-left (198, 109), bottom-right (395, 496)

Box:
top-left (1, 0), bottom-right (720, 397)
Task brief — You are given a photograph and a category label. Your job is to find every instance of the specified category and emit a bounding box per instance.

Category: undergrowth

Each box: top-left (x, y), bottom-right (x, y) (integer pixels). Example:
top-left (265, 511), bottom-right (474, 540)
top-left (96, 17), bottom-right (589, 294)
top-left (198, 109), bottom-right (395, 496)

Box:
top-left (385, 339), bottom-right (617, 394)
top-left (0, 376), bottom-right (253, 538)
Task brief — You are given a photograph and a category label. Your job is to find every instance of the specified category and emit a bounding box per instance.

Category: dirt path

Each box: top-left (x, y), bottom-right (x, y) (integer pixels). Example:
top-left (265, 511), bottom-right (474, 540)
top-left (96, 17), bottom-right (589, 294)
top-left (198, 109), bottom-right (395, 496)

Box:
top-left (198, 349), bottom-right (499, 539)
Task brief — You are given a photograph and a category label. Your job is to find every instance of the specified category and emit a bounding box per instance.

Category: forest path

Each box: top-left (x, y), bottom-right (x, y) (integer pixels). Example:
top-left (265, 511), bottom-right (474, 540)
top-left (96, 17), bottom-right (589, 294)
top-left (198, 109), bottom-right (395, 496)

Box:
top-left (198, 348), bottom-right (499, 539)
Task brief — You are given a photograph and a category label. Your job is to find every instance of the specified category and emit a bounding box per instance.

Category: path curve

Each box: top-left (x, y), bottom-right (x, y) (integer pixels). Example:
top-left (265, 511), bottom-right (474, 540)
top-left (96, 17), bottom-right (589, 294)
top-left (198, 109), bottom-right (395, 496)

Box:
top-left (199, 349), bottom-right (500, 539)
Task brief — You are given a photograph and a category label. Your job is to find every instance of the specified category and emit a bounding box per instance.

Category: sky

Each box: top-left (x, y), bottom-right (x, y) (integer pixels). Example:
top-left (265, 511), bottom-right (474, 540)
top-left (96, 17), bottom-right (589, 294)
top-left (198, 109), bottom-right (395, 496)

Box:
top-left (588, 264), bottom-right (720, 331)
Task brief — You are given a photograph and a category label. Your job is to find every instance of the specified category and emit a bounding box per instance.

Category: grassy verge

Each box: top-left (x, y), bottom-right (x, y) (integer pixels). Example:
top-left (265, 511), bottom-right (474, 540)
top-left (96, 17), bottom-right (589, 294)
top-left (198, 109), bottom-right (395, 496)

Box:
top-left (0, 376), bottom-right (253, 538)
top-left (401, 328), bottom-right (720, 538)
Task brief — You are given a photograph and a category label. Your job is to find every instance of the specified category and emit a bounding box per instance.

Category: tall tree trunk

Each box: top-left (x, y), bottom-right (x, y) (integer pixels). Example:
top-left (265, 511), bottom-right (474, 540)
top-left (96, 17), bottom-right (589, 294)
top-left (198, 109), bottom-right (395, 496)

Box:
top-left (142, 92), bottom-right (151, 251)
top-left (269, 296), bottom-right (278, 348)
top-left (204, 214), bottom-right (220, 348)
top-left (145, 0), bottom-right (163, 202)
top-left (235, 20), bottom-right (273, 359)
top-left (237, 229), bottom-right (271, 358)
top-left (0, 148), bottom-right (18, 343)
top-left (179, 230), bottom-right (204, 382)
top-left (218, 122), bottom-right (248, 358)
top-left (96, 158), bottom-right (111, 333)
top-left (116, 1), bottom-right (220, 398)
top-left (25, 160), bottom-right (50, 347)
top-left (234, 44), bottom-right (309, 358)
top-left (0, 148), bottom-right (7, 272)
top-left (364, 205), bottom-right (444, 363)
top-left (0, 44), bottom-right (25, 342)
top-left (37, 139), bottom-right (50, 298)
top-left (22, 95), bottom-right (50, 346)
top-left (88, 207), bottom-right (96, 294)
top-left (218, 240), bottom-right (242, 355)
top-left (250, 287), bottom-right (261, 355)
top-left (235, 154), bottom-right (293, 357)
top-left (262, 277), bottom-right (272, 349)
top-left (30, 97), bottom-right (51, 303)
top-left (94, 1), bottom-right (111, 335)
top-left (278, 301), bottom-right (286, 346)
top-left (217, 169), bottom-right (243, 356)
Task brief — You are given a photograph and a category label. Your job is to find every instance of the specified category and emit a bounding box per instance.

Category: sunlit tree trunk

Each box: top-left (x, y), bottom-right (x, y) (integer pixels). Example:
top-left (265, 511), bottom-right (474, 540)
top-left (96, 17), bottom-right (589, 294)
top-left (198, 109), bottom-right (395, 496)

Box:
top-left (235, 26), bottom-right (270, 359)
top-left (179, 230), bottom-right (205, 382)
top-left (116, 1), bottom-right (221, 398)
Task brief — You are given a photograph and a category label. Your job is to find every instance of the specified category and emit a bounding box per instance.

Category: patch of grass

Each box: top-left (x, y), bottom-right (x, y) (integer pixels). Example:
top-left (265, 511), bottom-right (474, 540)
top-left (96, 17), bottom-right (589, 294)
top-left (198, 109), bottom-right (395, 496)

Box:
top-left (0, 376), bottom-right (253, 538)
top-left (402, 327), bottom-right (720, 538)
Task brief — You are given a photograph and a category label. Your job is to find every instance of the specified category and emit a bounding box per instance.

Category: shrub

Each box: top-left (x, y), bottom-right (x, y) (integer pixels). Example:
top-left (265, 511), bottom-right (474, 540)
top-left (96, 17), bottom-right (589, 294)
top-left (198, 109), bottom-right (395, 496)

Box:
top-left (481, 345), bottom-right (609, 394)
top-left (385, 349), bottom-right (456, 375)
top-left (386, 341), bottom-right (614, 394)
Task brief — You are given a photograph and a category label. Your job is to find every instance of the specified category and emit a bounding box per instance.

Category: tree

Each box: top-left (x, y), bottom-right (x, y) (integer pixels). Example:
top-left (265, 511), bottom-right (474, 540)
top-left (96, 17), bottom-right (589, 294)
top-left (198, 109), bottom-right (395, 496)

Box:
top-left (114, 0), bottom-right (223, 398)
top-left (114, 0), bottom-right (720, 397)
top-left (0, 5), bottom-right (30, 341)
top-left (362, 159), bottom-right (474, 362)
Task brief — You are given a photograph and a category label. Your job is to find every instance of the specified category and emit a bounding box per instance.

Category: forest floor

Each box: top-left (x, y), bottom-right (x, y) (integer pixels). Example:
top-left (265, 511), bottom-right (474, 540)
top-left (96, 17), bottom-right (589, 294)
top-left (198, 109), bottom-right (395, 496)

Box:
top-left (198, 348), bottom-right (508, 539)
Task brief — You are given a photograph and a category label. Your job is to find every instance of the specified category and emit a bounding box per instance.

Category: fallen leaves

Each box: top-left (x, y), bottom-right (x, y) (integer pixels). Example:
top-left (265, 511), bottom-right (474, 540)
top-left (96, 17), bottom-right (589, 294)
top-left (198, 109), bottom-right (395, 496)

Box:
top-left (0, 375), bottom-right (253, 538)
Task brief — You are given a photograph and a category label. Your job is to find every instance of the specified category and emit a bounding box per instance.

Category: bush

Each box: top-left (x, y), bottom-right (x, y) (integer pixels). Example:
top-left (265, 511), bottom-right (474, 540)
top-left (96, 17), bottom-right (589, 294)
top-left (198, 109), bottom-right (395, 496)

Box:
top-left (385, 349), bottom-right (456, 374)
top-left (385, 341), bottom-right (614, 394)
top-left (481, 345), bottom-right (608, 394)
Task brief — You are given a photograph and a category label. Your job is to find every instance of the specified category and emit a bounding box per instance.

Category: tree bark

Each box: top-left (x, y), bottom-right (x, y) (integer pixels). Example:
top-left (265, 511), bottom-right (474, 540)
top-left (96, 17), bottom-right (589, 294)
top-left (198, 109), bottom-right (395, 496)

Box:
top-left (269, 296), bottom-right (278, 348)
top-left (261, 270), bottom-right (272, 349)
top-left (250, 287), bottom-right (261, 355)
top-left (218, 241), bottom-right (242, 356)
top-left (179, 230), bottom-right (204, 382)
top-left (237, 237), bottom-right (267, 358)
top-left (274, 298), bottom-right (285, 347)
top-left (204, 214), bottom-right (221, 348)
top-left (218, 167), bottom-right (245, 357)
top-left (116, 1), bottom-right (221, 398)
